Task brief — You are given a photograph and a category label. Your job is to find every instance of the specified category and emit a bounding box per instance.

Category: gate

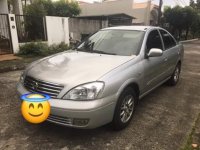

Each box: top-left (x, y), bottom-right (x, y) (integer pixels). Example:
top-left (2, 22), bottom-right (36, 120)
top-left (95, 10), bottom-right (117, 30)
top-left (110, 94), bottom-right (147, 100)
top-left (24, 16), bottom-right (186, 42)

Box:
top-left (0, 14), bottom-right (13, 54)
top-left (15, 15), bottom-right (47, 43)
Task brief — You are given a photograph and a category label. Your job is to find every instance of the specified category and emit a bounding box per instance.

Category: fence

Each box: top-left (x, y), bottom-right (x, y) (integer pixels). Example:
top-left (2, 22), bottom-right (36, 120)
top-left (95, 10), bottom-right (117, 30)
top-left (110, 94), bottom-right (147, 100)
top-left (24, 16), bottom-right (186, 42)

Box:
top-left (15, 15), bottom-right (47, 43)
top-left (0, 14), bottom-right (12, 54)
top-left (0, 15), bottom-right (109, 54)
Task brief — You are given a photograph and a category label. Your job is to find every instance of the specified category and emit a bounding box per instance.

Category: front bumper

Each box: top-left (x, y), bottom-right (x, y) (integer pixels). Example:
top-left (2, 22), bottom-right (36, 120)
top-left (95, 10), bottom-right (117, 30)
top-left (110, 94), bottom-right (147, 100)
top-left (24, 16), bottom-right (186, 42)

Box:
top-left (17, 82), bottom-right (117, 129)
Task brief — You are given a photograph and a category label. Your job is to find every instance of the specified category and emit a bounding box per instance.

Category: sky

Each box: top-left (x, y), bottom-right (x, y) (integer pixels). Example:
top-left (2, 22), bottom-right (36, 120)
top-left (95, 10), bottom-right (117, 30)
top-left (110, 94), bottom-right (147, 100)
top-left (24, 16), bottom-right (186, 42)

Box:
top-left (79, 0), bottom-right (190, 7)
top-left (146, 0), bottom-right (189, 7)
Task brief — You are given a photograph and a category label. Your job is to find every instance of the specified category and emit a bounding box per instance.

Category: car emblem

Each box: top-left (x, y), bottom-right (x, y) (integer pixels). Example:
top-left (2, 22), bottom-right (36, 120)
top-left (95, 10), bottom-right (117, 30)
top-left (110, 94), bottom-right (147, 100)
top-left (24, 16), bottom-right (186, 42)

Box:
top-left (33, 81), bottom-right (39, 90)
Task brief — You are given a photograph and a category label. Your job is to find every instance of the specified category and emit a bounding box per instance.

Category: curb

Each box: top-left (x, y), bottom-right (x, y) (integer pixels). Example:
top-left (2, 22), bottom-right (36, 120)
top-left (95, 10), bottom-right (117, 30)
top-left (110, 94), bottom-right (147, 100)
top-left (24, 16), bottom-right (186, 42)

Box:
top-left (180, 38), bottom-right (199, 43)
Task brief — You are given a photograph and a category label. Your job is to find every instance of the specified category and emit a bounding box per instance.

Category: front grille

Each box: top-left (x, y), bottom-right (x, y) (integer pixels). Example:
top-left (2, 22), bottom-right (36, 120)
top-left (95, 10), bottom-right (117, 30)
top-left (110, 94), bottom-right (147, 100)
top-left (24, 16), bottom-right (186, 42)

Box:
top-left (24, 76), bottom-right (64, 98)
top-left (48, 115), bottom-right (73, 125)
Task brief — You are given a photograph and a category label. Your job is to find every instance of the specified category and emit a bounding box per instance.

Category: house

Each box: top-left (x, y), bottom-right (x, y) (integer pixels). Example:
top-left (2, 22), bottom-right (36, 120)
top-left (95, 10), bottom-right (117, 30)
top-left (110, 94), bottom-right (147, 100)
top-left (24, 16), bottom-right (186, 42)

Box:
top-left (78, 0), bottom-right (159, 25)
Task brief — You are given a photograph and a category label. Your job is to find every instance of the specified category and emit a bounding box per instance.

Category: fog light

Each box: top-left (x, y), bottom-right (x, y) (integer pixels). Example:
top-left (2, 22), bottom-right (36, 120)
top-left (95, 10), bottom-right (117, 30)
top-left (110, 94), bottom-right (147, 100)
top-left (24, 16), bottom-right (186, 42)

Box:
top-left (73, 118), bottom-right (89, 126)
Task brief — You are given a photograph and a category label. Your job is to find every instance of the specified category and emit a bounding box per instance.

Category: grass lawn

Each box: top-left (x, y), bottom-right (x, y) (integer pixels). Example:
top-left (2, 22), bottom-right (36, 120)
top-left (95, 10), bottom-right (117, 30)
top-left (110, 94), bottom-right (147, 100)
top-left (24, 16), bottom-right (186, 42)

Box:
top-left (182, 113), bottom-right (200, 150)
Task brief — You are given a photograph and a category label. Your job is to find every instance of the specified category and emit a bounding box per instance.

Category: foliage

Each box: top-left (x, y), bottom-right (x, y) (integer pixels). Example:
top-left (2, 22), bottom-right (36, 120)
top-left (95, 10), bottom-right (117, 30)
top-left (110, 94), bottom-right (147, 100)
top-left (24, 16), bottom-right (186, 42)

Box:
top-left (25, 0), bottom-right (81, 17)
top-left (163, 5), bottom-right (200, 40)
top-left (48, 42), bottom-right (70, 55)
top-left (19, 42), bottom-right (48, 56)
top-left (18, 42), bottom-right (70, 56)
top-left (190, 0), bottom-right (196, 9)
top-left (182, 6), bottom-right (197, 39)
top-left (191, 13), bottom-right (200, 38)
top-left (197, 0), bottom-right (200, 10)
top-left (23, 0), bottom-right (80, 41)
top-left (23, 16), bottom-right (46, 42)
top-left (189, 0), bottom-right (200, 39)
top-left (53, 0), bottom-right (81, 17)
top-left (22, 1), bottom-right (47, 41)
top-left (190, 0), bottom-right (200, 11)
top-left (25, 0), bottom-right (47, 16)
top-left (7, 0), bottom-right (13, 12)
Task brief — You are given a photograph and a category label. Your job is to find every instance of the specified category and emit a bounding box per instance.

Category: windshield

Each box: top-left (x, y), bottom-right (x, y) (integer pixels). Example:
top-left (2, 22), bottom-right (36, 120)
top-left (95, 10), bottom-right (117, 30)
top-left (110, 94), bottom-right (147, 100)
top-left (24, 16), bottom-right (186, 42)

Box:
top-left (76, 30), bottom-right (145, 56)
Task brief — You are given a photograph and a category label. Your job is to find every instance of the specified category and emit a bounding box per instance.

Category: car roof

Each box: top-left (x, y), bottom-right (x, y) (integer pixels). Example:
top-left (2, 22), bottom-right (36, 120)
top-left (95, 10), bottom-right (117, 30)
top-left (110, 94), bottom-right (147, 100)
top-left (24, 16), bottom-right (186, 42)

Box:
top-left (102, 26), bottom-right (160, 31)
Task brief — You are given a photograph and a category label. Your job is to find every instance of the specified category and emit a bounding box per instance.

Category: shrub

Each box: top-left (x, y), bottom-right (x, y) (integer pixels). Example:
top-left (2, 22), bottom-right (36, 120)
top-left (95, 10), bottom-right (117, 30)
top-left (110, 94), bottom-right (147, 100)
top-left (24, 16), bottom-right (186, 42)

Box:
top-left (19, 42), bottom-right (48, 56)
top-left (48, 42), bottom-right (70, 55)
top-left (25, 0), bottom-right (81, 17)
top-left (18, 42), bottom-right (70, 56)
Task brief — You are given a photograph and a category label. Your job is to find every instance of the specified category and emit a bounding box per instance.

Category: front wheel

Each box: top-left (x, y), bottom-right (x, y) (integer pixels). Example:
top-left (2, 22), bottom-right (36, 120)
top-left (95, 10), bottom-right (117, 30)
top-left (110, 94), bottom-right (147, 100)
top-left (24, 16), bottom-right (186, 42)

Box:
top-left (166, 63), bottom-right (181, 86)
top-left (112, 87), bottom-right (137, 130)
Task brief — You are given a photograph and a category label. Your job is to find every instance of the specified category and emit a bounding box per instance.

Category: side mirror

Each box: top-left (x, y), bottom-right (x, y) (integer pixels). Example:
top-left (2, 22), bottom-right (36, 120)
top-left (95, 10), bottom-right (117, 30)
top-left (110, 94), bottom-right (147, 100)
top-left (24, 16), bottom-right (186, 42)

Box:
top-left (147, 48), bottom-right (163, 58)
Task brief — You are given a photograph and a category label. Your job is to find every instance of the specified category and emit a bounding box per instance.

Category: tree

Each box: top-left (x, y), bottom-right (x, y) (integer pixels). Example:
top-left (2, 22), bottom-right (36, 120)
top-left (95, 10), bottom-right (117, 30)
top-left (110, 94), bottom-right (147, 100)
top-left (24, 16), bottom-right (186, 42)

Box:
top-left (182, 6), bottom-right (197, 39)
top-left (190, 0), bottom-right (196, 8)
top-left (163, 6), bottom-right (184, 39)
top-left (54, 0), bottom-right (81, 17)
top-left (191, 13), bottom-right (200, 38)
top-left (24, 1), bottom-right (47, 41)
top-left (26, 1), bottom-right (47, 16)
top-left (23, 0), bottom-right (81, 41)
top-left (197, 0), bottom-right (200, 9)
top-left (40, 0), bottom-right (55, 16)
top-left (25, 0), bottom-right (81, 17)
top-left (7, 0), bottom-right (13, 13)
top-left (163, 6), bottom-right (199, 40)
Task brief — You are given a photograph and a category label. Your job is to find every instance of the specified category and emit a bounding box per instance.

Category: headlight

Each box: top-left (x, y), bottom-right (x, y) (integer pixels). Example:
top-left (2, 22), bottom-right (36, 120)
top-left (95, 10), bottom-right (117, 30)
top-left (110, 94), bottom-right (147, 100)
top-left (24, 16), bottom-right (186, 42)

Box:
top-left (63, 82), bottom-right (104, 100)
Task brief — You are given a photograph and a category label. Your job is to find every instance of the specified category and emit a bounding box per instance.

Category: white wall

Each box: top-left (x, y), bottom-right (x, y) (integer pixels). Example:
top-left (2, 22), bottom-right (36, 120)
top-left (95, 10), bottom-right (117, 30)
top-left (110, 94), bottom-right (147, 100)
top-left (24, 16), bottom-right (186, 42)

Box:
top-left (133, 1), bottom-right (152, 25)
top-left (69, 18), bottom-right (108, 41)
top-left (46, 16), bottom-right (70, 46)
top-left (0, 0), bottom-right (9, 14)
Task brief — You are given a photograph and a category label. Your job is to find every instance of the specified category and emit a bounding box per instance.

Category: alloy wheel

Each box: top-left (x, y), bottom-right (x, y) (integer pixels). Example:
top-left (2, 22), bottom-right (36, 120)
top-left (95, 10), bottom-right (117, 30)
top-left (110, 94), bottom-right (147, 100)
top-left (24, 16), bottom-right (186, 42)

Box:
top-left (120, 95), bottom-right (135, 123)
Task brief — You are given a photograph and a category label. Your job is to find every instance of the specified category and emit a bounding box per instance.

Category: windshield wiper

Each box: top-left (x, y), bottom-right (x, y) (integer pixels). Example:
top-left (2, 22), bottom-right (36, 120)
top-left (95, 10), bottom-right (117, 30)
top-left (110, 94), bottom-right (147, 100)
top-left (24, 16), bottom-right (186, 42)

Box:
top-left (75, 41), bottom-right (94, 52)
top-left (92, 50), bottom-right (116, 55)
top-left (75, 48), bottom-right (88, 52)
top-left (75, 48), bottom-right (116, 55)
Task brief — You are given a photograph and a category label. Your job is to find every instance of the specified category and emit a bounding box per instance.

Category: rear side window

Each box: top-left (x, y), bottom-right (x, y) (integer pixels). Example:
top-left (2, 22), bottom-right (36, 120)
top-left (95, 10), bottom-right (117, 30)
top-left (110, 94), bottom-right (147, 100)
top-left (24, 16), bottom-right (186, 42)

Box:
top-left (160, 30), bottom-right (176, 50)
top-left (146, 30), bottom-right (163, 52)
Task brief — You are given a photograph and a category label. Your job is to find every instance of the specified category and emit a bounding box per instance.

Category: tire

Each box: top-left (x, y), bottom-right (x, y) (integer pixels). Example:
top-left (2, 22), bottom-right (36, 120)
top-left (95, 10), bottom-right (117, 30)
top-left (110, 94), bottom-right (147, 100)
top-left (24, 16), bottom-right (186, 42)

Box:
top-left (166, 63), bottom-right (181, 86)
top-left (112, 87), bottom-right (137, 130)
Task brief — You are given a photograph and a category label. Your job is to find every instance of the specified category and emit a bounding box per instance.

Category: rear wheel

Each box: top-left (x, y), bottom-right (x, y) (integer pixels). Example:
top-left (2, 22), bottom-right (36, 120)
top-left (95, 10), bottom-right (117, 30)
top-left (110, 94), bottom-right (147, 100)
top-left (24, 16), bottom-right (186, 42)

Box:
top-left (112, 87), bottom-right (137, 130)
top-left (166, 63), bottom-right (181, 86)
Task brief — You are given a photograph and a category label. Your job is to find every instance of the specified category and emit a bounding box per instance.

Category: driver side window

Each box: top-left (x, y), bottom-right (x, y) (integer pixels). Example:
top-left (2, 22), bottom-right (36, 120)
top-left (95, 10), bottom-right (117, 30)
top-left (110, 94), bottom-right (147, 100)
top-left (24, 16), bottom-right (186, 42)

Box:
top-left (146, 30), bottom-right (163, 53)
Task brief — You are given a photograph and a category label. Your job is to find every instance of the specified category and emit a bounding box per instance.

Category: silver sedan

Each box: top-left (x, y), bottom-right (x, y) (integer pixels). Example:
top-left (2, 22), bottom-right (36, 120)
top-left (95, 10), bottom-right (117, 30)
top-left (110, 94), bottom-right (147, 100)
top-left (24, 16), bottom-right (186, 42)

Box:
top-left (17, 26), bottom-right (184, 130)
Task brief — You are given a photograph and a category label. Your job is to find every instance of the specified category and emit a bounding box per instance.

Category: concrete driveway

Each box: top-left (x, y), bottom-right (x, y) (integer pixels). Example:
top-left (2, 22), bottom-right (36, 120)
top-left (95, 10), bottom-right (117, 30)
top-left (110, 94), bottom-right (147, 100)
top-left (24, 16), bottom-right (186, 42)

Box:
top-left (0, 40), bottom-right (200, 150)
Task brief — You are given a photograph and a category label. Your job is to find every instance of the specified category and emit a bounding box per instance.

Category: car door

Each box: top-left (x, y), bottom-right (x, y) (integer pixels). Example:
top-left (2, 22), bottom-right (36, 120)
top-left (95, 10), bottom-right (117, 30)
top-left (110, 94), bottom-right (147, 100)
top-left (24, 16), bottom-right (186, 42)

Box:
top-left (141, 29), bottom-right (166, 94)
top-left (159, 29), bottom-right (179, 77)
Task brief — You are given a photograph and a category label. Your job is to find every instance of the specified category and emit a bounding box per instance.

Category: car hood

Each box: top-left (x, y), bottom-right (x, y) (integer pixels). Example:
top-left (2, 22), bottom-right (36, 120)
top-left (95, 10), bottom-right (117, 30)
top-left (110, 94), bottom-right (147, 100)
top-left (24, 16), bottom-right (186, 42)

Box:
top-left (27, 51), bottom-right (135, 85)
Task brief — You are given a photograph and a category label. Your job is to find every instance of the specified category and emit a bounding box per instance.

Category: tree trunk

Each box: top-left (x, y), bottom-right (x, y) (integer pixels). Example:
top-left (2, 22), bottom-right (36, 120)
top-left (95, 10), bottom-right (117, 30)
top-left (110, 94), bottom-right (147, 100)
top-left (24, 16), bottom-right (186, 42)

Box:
top-left (193, 32), bottom-right (195, 39)
top-left (179, 29), bottom-right (182, 40)
top-left (185, 27), bottom-right (189, 40)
